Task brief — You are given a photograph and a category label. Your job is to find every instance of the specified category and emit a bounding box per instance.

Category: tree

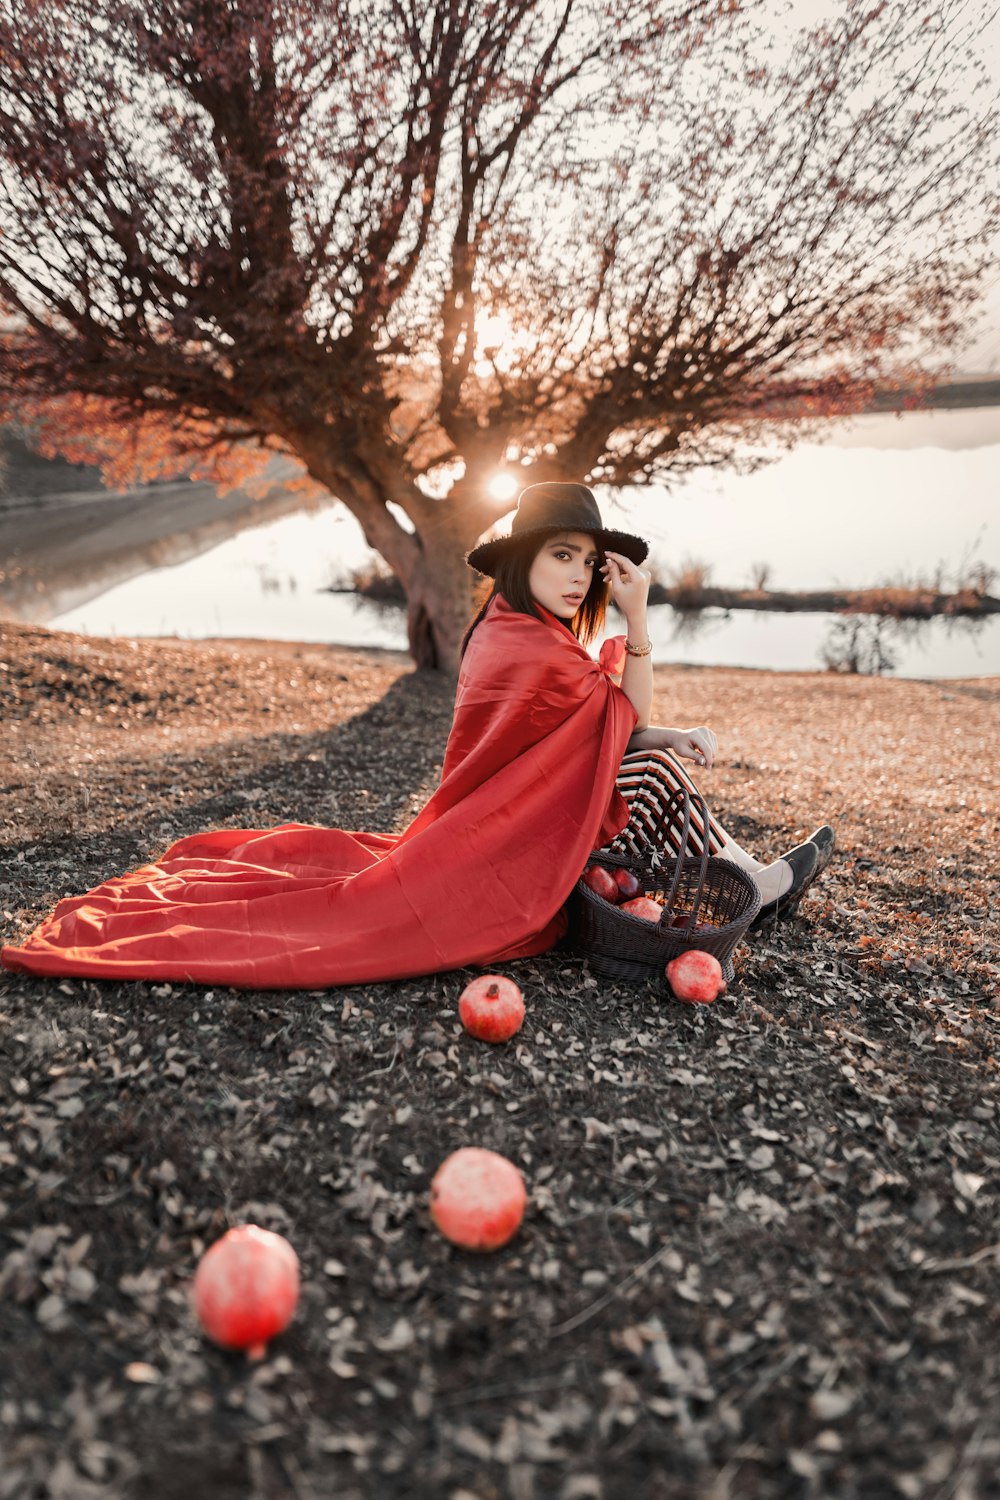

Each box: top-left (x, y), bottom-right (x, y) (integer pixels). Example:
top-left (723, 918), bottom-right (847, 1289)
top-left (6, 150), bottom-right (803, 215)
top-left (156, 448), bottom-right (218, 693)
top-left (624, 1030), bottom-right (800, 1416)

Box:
top-left (1, 0), bottom-right (996, 671)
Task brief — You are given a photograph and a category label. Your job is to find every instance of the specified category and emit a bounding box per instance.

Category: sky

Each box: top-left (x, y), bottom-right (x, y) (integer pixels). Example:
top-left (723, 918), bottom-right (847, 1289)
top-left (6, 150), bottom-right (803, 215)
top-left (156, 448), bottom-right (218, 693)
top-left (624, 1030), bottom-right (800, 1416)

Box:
top-left (779, 0), bottom-right (1000, 373)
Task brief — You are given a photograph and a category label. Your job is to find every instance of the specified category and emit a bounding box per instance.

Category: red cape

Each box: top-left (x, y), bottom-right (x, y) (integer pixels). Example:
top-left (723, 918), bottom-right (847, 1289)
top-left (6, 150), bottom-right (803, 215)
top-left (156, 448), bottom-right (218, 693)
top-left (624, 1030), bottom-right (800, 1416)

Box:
top-left (1, 597), bottom-right (637, 990)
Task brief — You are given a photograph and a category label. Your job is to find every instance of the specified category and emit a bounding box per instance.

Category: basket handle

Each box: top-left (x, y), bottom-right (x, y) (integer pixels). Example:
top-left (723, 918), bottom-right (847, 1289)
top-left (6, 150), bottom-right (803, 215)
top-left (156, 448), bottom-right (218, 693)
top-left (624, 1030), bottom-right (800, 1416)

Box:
top-left (653, 784), bottom-right (712, 925)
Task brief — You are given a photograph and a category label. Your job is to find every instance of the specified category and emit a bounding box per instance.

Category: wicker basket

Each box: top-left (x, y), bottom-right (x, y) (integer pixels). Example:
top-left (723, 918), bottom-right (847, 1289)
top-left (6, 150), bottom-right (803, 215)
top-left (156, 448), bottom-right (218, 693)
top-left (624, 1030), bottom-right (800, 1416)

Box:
top-left (568, 786), bottom-right (762, 988)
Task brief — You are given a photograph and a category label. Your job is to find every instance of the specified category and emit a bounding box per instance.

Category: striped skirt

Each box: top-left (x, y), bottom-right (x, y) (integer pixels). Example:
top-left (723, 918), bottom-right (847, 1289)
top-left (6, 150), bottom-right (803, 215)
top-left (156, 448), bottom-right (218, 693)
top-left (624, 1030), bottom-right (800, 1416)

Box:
top-left (606, 749), bottom-right (727, 861)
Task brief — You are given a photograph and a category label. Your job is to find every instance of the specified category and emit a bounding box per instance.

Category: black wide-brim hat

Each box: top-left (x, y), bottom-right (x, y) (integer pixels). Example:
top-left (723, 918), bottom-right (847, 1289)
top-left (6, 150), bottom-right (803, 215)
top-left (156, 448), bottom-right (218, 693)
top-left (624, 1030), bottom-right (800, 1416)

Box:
top-left (465, 482), bottom-right (649, 578)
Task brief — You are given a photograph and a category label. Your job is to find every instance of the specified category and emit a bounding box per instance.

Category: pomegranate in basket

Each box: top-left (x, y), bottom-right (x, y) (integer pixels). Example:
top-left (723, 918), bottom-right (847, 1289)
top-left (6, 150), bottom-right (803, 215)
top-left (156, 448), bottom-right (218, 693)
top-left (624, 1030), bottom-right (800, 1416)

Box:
top-left (619, 896), bottom-right (664, 923)
top-left (582, 864), bottom-right (620, 903)
top-left (612, 868), bottom-right (643, 900)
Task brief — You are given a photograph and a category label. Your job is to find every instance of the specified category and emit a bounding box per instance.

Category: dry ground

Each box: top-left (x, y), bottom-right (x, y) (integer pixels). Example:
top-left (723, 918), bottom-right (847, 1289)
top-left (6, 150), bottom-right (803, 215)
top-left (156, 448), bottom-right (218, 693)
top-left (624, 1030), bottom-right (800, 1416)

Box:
top-left (1, 621), bottom-right (999, 1500)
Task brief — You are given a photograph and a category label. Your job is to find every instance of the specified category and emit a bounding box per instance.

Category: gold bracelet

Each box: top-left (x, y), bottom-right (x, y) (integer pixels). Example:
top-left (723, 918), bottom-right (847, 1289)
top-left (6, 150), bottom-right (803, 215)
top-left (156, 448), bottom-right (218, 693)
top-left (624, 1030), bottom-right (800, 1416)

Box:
top-left (624, 638), bottom-right (652, 657)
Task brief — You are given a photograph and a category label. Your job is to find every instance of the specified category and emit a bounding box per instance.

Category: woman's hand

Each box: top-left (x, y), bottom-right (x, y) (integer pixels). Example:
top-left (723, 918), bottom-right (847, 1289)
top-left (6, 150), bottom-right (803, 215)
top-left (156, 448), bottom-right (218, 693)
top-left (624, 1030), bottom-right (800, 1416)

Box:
top-left (601, 551), bottom-right (651, 623)
top-left (660, 725), bottom-right (718, 770)
top-left (625, 724), bottom-right (719, 769)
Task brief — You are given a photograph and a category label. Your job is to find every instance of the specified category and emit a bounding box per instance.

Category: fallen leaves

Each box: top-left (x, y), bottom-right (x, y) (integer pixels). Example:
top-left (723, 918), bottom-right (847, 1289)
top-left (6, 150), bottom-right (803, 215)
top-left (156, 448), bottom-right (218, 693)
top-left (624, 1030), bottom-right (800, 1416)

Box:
top-left (1, 627), bottom-right (999, 1497)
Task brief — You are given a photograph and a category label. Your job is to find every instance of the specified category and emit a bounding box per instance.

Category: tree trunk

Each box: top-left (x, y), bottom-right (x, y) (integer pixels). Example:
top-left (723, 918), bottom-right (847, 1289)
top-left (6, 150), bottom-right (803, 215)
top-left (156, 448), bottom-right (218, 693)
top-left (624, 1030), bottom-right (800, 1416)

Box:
top-left (284, 424), bottom-right (491, 676)
top-left (404, 533), bottom-right (480, 674)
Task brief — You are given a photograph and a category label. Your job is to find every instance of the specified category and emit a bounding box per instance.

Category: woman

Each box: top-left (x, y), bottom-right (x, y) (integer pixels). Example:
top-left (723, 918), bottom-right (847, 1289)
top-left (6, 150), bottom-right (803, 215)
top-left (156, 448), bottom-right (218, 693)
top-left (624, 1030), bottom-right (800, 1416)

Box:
top-left (462, 482), bottom-right (831, 923)
top-left (1, 483), bottom-right (829, 990)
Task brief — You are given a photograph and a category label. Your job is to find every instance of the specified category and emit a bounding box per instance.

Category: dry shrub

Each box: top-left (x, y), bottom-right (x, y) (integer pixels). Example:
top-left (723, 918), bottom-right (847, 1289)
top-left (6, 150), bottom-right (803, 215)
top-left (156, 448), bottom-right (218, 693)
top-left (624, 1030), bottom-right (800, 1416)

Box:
top-left (348, 561), bottom-right (406, 605)
top-left (668, 556), bottom-right (712, 611)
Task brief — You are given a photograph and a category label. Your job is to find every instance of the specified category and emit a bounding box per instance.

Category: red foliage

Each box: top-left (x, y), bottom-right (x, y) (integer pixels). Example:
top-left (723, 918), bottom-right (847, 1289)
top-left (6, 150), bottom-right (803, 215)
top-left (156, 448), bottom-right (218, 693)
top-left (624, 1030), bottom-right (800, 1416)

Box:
top-left (3, 392), bottom-right (292, 496)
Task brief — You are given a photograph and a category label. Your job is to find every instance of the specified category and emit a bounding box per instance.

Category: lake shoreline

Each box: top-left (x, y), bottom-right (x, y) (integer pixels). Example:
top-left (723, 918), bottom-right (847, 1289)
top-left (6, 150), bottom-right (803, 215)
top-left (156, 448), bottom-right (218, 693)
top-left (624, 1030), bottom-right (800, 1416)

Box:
top-left (330, 576), bottom-right (1000, 621)
top-left (5, 402), bottom-right (997, 674)
top-left (5, 618), bottom-right (999, 691)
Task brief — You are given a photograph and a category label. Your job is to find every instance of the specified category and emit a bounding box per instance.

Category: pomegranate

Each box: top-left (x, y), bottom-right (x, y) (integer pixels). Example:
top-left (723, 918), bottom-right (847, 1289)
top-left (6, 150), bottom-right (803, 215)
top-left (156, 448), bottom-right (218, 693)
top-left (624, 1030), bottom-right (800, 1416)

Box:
top-left (193, 1225), bottom-right (300, 1357)
top-left (619, 896), bottom-right (664, 923)
top-left (582, 864), bottom-right (620, 903)
top-left (459, 975), bottom-right (525, 1043)
top-left (666, 949), bottom-right (727, 1004)
top-left (429, 1147), bottom-right (526, 1251)
top-left (612, 867), bottom-right (643, 900)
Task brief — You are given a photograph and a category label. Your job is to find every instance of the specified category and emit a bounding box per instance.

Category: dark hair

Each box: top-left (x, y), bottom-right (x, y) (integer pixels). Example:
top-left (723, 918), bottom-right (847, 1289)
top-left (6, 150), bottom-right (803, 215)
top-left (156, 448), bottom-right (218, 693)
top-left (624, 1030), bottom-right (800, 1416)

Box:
top-left (460, 531), bottom-right (610, 660)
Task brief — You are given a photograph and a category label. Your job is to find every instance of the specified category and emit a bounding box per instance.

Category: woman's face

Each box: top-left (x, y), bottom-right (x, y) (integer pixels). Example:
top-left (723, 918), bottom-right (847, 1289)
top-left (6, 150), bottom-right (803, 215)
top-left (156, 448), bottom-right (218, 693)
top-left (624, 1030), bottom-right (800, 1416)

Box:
top-left (528, 531), bottom-right (601, 619)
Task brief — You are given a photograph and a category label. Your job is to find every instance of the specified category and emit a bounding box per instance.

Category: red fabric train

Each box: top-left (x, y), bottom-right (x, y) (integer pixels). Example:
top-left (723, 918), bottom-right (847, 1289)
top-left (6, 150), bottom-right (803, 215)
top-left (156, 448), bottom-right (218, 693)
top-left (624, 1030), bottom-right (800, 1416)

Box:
top-left (1, 596), bottom-right (637, 990)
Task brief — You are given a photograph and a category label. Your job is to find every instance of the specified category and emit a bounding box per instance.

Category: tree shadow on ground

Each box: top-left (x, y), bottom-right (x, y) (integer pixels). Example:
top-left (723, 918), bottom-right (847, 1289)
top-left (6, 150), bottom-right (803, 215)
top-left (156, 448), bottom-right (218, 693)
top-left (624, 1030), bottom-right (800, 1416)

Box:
top-left (176, 667), bottom-right (458, 836)
top-left (0, 671), bottom-right (458, 937)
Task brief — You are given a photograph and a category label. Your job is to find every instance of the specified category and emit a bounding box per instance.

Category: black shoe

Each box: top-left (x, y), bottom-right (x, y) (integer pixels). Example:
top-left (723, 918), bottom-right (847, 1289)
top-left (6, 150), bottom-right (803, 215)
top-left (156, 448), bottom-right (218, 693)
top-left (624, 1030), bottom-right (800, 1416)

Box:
top-left (748, 840), bottom-right (821, 932)
top-left (807, 824), bottom-right (836, 874)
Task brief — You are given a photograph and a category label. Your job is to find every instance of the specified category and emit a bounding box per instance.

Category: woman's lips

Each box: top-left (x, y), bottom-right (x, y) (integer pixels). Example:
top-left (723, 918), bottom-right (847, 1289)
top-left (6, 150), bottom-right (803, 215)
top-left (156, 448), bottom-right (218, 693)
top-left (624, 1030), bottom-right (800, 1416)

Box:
top-left (563, 594), bottom-right (583, 604)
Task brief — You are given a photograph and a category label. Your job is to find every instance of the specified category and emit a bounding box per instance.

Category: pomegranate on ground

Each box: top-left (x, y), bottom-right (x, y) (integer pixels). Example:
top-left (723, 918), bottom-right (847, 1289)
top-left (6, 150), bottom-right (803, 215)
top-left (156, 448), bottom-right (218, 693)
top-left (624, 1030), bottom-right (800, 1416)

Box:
top-left (459, 974), bottom-right (525, 1042)
top-left (192, 1225), bottom-right (300, 1357)
top-left (430, 1147), bottom-right (526, 1251)
top-left (666, 949), bottom-right (727, 1004)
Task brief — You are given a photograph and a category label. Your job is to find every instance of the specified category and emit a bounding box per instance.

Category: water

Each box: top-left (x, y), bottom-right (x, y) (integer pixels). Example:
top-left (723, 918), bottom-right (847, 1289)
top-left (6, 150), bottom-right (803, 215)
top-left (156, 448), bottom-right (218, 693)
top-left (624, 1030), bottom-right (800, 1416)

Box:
top-left (49, 406), bottom-right (1000, 676)
top-left (48, 508), bottom-right (411, 651)
top-left (600, 408), bottom-right (999, 594)
top-left (643, 606), bottom-right (996, 678)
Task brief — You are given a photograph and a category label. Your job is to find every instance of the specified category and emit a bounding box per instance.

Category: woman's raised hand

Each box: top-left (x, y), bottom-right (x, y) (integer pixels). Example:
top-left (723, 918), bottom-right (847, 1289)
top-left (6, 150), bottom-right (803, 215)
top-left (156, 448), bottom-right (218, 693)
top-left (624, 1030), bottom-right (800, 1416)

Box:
top-left (601, 551), bottom-right (651, 621)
